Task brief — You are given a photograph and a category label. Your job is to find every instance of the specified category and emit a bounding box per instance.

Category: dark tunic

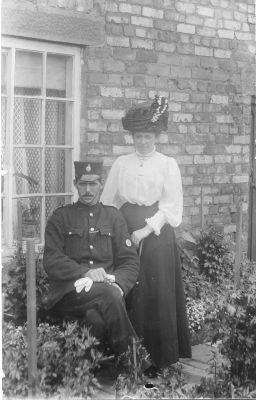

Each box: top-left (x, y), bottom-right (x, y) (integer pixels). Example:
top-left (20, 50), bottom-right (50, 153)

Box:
top-left (121, 202), bottom-right (191, 368)
top-left (43, 201), bottom-right (140, 354)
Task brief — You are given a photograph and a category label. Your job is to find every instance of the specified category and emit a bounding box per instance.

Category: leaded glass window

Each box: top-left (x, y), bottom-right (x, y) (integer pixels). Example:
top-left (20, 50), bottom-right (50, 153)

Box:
top-left (1, 38), bottom-right (80, 247)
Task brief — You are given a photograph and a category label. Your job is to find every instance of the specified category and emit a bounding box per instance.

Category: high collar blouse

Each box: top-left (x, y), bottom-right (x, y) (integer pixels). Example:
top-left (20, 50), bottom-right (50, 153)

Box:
top-left (100, 151), bottom-right (183, 234)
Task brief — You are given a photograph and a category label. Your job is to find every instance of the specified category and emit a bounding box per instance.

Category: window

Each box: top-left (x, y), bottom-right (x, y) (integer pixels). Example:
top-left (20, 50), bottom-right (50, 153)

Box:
top-left (1, 38), bottom-right (80, 247)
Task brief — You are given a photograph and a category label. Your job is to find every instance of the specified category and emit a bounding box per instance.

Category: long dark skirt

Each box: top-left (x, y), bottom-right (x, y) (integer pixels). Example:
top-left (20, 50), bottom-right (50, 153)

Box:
top-left (120, 202), bottom-right (191, 368)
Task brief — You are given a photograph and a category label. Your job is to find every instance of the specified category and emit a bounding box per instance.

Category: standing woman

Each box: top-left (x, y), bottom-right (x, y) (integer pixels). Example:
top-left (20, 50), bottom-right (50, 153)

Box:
top-left (100, 95), bottom-right (191, 374)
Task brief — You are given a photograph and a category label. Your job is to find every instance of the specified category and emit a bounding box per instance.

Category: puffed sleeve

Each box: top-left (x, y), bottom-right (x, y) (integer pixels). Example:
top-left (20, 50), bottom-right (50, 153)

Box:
top-left (146, 158), bottom-right (183, 233)
top-left (100, 157), bottom-right (123, 209)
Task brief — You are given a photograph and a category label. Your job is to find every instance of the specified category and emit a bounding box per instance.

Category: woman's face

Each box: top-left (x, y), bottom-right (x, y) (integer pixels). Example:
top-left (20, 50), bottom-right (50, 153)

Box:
top-left (133, 132), bottom-right (156, 155)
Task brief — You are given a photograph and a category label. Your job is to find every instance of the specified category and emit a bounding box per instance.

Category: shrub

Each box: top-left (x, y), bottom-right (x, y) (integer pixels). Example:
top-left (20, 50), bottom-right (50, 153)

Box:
top-left (206, 261), bottom-right (256, 387)
top-left (197, 226), bottom-right (233, 283)
top-left (116, 361), bottom-right (194, 399)
top-left (2, 323), bottom-right (28, 397)
top-left (3, 247), bottom-right (49, 325)
top-left (186, 297), bottom-right (206, 333)
top-left (194, 346), bottom-right (256, 399)
top-left (3, 320), bottom-right (103, 397)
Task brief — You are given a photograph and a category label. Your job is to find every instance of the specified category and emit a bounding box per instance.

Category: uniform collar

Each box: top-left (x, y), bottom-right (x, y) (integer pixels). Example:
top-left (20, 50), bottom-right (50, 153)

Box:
top-left (75, 201), bottom-right (101, 211)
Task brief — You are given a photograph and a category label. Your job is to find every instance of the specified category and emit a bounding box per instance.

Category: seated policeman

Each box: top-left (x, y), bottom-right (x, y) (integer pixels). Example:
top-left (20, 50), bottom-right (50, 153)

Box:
top-left (43, 160), bottom-right (139, 356)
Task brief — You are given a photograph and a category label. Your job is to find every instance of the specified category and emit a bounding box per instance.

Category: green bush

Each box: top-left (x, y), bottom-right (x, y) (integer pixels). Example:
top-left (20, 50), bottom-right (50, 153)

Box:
top-left (3, 323), bottom-right (28, 397)
top-left (3, 320), bottom-right (103, 397)
top-left (3, 247), bottom-right (49, 325)
top-left (181, 249), bottom-right (223, 340)
top-left (116, 361), bottom-right (194, 399)
top-left (193, 343), bottom-right (256, 399)
top-left (3, 248), bottom-right (104, 398)
top-left (186, 297), bottom-right (206, 333)
top-left (181, 253), bottom-right (212, 300)
top-left (206, 262), bottom-right (256, 387)
top-left (197, 226), bottom-right (233, 283)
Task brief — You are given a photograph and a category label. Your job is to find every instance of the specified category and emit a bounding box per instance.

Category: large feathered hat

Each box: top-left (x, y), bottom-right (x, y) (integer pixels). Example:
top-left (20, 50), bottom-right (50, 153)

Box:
top-left (122, 95), bottom-right (169, 133)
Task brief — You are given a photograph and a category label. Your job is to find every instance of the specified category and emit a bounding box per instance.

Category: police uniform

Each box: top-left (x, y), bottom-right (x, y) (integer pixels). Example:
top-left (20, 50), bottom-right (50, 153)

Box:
top-left (43, 161), bottom-right (140, 355)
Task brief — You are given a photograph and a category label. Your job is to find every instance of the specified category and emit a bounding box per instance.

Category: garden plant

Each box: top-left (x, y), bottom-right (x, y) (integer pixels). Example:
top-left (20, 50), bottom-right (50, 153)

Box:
top-left (2, 226), bottom-right (256, 398)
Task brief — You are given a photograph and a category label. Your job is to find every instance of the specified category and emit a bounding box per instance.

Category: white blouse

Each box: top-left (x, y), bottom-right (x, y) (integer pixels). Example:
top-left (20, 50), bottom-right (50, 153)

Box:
top-left (100, 151), bottom-right (183, 235)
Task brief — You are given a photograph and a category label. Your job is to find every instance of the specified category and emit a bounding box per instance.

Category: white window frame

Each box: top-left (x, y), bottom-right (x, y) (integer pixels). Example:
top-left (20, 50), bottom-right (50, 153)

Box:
top-left (1, 37), bottom-right (81, 248)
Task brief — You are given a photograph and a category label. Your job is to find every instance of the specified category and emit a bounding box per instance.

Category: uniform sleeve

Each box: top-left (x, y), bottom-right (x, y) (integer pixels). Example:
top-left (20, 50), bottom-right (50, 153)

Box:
top-left (111, 211), bottom-right (140, 296)
top-left (145, 158), bottom-right (183, 233)
top-left (100, 158), bottom-right (123, 209)
top-left (43, 210), bottom-right (89, 281)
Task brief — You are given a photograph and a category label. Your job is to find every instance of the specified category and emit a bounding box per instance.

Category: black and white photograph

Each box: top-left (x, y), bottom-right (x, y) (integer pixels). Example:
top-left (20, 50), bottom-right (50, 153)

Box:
top-left (1, 0), bottom-right (256, 398)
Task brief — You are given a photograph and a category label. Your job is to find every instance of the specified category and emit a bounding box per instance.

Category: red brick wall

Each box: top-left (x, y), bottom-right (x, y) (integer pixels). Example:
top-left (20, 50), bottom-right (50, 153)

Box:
top-left (4, 0), bottom-right (256, 238)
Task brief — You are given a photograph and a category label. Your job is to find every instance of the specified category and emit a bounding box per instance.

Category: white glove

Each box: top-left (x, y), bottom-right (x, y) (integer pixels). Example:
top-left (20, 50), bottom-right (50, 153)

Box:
top-left (74, 274), bottom-right (116, 293)
top-left (104, 274), bottom-right (115, 284)
top-left (74, 277), bottom-right (93, 293)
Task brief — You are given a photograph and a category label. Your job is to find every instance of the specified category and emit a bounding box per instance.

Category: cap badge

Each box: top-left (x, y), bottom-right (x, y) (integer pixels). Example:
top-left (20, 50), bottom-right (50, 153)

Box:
top-left (126, 239), bottom-right (132, 247)
top-left (86, 164), bottom-right (91, 172)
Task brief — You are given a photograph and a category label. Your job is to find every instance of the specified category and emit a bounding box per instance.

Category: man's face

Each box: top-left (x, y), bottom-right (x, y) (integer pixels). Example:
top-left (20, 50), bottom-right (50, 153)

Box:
top-left (74, 177), bottom-right (102, 206)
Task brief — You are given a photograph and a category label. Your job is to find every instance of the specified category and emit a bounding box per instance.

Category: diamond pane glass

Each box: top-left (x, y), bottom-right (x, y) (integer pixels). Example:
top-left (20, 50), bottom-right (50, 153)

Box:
top-left (13, 148), bottom-right (41, 194)
top-left (14, 98), bottom-right (41, 145)
top-left (45, 148), bottom-right (72, 193)
top-left (45, 100), bottom-right (72, 145)
top-left (15, 51), bottom-right (43, 96)
top-left (13, 197), bottom-right (41, 241)
top-left (46, 54), bottom-right (73, 98)
top-left (45, 195), bottom-right (72, 222)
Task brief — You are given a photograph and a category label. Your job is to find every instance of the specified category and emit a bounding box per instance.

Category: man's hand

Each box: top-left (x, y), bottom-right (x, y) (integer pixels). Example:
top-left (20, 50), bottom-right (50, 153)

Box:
top-left (131, 225), bottom-right (153, 247)
top-left (85, 268), bottom-right (108, 282)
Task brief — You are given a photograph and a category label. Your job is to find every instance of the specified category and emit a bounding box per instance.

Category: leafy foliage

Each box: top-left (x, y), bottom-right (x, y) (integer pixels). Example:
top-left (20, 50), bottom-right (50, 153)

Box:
top-left (3, 247), bottom-right (49, 325)
top-left (205, 261), bottom-right (256, 388)
top-left (181, 248), bottom-right (222, 339)
top-left (115, 338), bottom-right (152, 398)
top-left (197, 226), bottom-right (233, 283)
top-left (3, 230), bottom-right (256, 399)
top-left (116, 361), bottom-right (194, 399)
top-left (3, 320), bottom-right (103, 397)
top-left (193, 341), bottom-right (256, 399)
top-left (181, 252), bottom-right (213, 301)
top-left (2, 323), bottom-right (28, 397)
top-left (3, 247), bottom-right (104, 397)
top-left (186, 297), bottom-right (206, 333)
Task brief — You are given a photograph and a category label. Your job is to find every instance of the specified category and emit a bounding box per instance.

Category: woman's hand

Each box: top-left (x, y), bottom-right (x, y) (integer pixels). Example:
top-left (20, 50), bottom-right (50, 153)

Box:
top-left (131, 225), bottom-right (153, 247)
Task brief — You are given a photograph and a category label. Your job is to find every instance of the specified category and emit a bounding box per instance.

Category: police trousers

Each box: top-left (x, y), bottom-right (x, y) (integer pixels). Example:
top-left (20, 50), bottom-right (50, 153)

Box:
top-left (50, 282), bottom-right (137, 355)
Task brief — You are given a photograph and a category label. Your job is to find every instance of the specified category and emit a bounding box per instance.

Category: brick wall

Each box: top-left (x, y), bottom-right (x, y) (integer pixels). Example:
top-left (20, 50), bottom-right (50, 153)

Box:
top-left (84, 0), bottom-right (256, 239)
top-left (89, 0), bottom-right (255, 241)
top-left (3, 0), bottom-right (256, 239)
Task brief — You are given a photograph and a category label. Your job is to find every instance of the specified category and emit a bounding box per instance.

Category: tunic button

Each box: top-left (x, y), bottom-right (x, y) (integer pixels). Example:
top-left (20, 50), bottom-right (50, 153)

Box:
top-left (89, 260), bottom-right (93, 265)
top-left (90, 227), bottom-right (94, 232)
top-left (90, 245), bottom-right (93, 250)
top-left (89, 213), bottom-right (93, 217)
